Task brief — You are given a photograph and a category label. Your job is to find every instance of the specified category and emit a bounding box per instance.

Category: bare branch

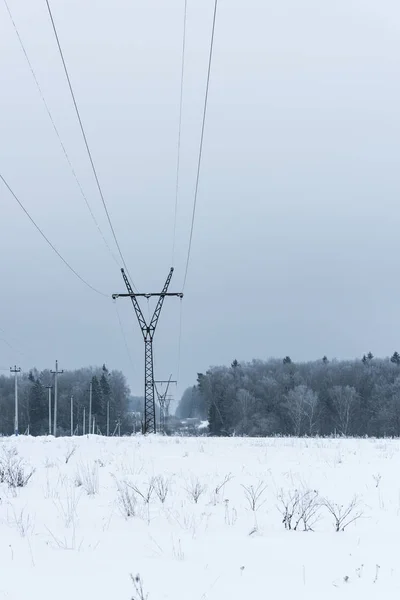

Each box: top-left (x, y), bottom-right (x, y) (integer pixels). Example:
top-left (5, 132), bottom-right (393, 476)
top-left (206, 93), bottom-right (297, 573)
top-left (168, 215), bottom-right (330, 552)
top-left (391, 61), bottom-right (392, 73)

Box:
top-left (322, 496), bottom-right (363, 531)
top-left (130, 574), bottom-right (148, 600)
top-left (242, 482), bottom-right (267, 512)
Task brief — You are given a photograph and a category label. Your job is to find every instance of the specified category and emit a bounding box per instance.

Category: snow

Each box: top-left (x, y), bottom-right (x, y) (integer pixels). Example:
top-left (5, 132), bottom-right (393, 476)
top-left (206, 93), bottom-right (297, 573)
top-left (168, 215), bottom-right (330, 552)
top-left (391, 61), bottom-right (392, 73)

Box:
top-left (0, 435), bottom-right (400, 599)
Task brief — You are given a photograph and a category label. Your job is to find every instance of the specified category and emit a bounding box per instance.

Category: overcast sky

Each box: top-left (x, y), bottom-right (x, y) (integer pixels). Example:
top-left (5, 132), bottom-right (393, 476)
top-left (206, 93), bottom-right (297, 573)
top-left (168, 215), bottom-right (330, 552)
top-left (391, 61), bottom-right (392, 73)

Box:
top-left (1, 0), bottom-right (400, 401)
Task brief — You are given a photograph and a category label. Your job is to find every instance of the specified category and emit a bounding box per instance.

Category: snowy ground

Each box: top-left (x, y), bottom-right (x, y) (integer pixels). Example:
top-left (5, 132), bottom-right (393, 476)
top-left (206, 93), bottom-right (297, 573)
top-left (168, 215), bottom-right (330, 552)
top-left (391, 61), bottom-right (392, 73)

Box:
top-left (0, 435), bottom-right (399, 599)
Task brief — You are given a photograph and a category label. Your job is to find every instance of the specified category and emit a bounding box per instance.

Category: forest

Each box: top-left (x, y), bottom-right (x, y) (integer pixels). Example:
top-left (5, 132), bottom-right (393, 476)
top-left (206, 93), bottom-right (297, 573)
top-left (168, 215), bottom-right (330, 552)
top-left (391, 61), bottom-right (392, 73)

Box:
top-left (0, 364), bottom-right (135, 436)
top-left (176, 353), bottom-right (400, 437)
top-left (5, 352), bottom-right (400, 439)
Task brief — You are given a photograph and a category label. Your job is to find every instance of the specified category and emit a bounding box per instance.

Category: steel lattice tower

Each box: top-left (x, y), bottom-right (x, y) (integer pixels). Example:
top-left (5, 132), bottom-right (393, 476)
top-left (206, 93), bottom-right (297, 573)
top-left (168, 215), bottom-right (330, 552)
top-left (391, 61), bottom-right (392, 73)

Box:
top-left (155, 376), bottom-right (176, 433)
top-left (112, 268), bottom-right (183, 434)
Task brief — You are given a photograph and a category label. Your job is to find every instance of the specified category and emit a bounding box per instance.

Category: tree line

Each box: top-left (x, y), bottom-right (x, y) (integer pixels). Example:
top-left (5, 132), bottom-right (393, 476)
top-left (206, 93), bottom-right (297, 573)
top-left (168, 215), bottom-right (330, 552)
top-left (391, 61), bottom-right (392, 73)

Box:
top-left (176, 353), bottom-right (400, 437)
top-left (0, 364), bottom-right (134, 436)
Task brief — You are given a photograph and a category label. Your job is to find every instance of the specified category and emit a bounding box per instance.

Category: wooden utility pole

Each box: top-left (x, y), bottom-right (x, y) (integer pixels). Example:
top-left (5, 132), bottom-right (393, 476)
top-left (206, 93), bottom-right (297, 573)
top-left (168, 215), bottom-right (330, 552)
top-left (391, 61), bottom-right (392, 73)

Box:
top-left (51, 360), bottom-right (64, 437)
top-left (89, 381), bottom-right (92, 435)
top-left (106, 400), bottom-right (110, 436)
top-left (83, 406), bottom-right (86, 435)
top-left (70, 395), bottom-right (74, 436)
top-left (45, 385), bottom-right (52, 435)
top-left (10, 366), bottom-right (21, 436)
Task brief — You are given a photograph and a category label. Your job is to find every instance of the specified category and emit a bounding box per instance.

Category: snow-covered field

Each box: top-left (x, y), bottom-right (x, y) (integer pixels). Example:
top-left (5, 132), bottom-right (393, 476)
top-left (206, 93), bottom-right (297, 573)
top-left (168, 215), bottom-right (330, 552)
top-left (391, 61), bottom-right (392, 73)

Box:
top-left (0, 435), bottom-right (399, 599)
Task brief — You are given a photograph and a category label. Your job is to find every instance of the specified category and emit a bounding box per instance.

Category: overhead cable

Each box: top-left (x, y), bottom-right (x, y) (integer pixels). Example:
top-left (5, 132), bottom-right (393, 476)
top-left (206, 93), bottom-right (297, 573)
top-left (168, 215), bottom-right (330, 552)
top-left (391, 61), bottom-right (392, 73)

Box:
top-left (176, 297), bottom-right (183, 384)
top-left (0, 173), bottom-right (108, 297)
top-left (3, 0), bottom-right (121, 271)
top-left (0, 333), bottom-right (24, 358)
top-left (44, 0), bottom-right (137, 290)
top-left (182, 0), bottom-right (218, 290)
top-left (171, 0), bottom-right (188, 266)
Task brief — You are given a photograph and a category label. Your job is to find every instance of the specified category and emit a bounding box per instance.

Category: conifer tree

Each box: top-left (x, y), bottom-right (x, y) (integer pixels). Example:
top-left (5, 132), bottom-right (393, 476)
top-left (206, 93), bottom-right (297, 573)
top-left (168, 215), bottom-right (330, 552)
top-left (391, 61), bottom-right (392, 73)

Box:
top-left (91, 375), bottom-right (104, 429)
top-left (391, 352), bottom-right (400, 366)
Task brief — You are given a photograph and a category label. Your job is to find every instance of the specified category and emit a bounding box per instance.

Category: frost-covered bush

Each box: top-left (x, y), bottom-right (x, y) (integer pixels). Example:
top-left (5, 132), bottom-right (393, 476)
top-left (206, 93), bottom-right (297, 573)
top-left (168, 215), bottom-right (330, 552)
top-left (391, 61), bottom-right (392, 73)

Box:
top-left (0, 449), bottom-right (34, 488)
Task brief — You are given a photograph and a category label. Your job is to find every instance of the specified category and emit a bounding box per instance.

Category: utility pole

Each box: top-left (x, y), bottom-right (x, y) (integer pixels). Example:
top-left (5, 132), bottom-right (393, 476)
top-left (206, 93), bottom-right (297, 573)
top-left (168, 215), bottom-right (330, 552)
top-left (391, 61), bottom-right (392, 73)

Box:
top-left (10, 366), bottom-right (21, 436)
top-left (88, 381), bottom-right (92, 436)
top-left (51, 360), bottom-right (64, 438)
top-left (155, 377), bottom-right (176, 434)
top-left (112, 267), bottom-right (183, 434)
top-left (106, 400), bottom-right (110, 437)
top-left (45, 385), bottom-right (52, 435)
top-left (83, 406), bottom-right (86, 435)
top-left (70, 395), bottom-right (74, 436)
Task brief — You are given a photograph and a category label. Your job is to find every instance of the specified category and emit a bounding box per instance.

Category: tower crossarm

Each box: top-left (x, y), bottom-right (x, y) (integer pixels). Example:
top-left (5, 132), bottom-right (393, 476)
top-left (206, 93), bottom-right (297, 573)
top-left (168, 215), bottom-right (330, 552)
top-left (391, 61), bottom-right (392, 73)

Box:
top-left (149, 268), bottom-right (175, 335)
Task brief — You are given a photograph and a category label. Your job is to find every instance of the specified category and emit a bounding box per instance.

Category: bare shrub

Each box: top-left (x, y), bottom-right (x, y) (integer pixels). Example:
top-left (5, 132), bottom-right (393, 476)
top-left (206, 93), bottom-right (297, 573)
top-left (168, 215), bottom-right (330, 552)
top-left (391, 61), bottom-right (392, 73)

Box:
top-left (115, 480), bottom-right (137, 518)
top-left (297, 489), bottom-right (321, 531)
top-left (323, 495), bottom-right (363, 532)
top-left (171, 537), bottom-right (185, 561)
top-left (209, 474), bottom-right (233, 506)
top-left (277, 488), bottom-right (301, 530)
top-left (53, 483), bottom-right (81, 527)
top-left (277, 488), bottom-right (321, 531)
top-left (64, 445), bottom-right (76, 464)
top-left (7, 507), bottom-right (35, 537)
top-left (130, 574), bottom-right (148, 600)
top-left (45, 525), bottom-right (82, 551)
top-left (75, 462), bottom-right (99, 495)
top-left (242, 481), bottom-right (267, 532)
top-left (224, 499), bottom-right (238, 526)
top-left (372, 473), bottom-right (382, 488)
top-left (215, 473), bottom-right (234, 495)
top-left (374, 564), bottom-right (381, 584)
top-left (0, 454), bottom-right (34, 489)
top-left (185, 477), bottom-right (207, 504)
top-left (1, 445), bottom-right (18, 459)
top-left (242, 482), bottom-right (267, 512)
top-left (154, 475), bottom-right (170, 504)
top-left (128, 479), bottom-right (155, 504)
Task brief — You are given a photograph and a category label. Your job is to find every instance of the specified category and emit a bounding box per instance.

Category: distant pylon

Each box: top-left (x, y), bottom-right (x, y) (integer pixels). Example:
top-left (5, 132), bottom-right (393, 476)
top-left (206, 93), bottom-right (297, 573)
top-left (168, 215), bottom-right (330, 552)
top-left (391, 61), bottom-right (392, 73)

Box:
top-left (155, 376), bottom-right (177, 433)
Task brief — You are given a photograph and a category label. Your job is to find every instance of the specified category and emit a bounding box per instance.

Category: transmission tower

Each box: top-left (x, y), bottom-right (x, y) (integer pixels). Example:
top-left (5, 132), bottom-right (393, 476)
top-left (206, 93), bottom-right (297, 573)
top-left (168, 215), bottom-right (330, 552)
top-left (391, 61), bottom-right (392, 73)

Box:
top-left (155, 376), bottom-right (177, 434)
top-left (112, 267), bottom-right (183, 434)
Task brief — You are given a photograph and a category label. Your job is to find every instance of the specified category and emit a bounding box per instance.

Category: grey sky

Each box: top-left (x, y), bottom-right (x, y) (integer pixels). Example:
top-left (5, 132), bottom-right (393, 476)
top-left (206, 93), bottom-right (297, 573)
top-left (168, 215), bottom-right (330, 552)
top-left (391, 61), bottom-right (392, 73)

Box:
top-left (1, 0), bottom-right (400, 400)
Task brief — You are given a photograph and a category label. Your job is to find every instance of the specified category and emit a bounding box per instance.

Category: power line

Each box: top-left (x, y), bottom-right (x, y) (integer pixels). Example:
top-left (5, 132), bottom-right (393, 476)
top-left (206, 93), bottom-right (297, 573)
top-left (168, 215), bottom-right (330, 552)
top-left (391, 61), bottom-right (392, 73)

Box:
top-left (3, 0), bottom-right (121, 270)
top-left (176, 297), bottom-right (183, 384)
top-left (0, 335), bottom-right (24, 358)
top-left (0, 172), bottom-right (108, 297)
top-left (0, 325), bottom-right (39, 365)
top-left (182, 0), bottom-right (218, 290)
top-left (171, 0), bottom-right (188, 267)
top-left (43, 0), bottom-right (137, 290)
